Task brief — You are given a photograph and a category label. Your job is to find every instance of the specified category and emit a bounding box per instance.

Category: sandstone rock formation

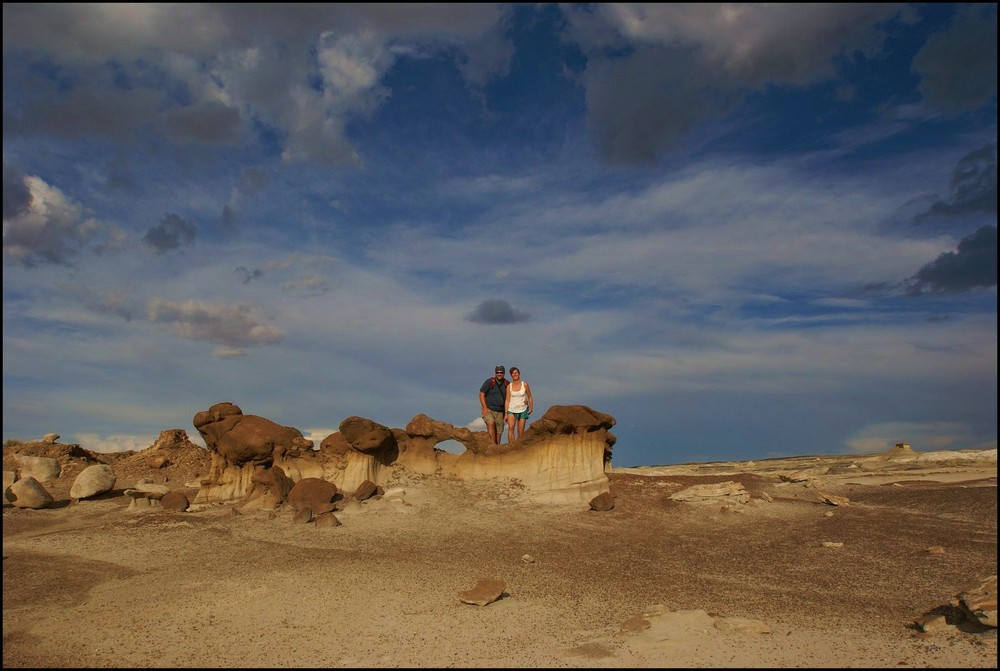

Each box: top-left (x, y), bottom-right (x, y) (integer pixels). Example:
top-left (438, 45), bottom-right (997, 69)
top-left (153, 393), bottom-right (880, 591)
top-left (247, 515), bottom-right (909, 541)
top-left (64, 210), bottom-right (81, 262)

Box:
top-left (458, 578), bottom-right (506, 606)
top-left (7, 476), bottom-right (54, 509)
top-left (70, 464), bottom-right (116, 499)
top-left (192, 402), bottom-right (312, 504)
top-left (957, 575), bottom-right (997, 628)
top-left (192, 402), bottom-right (616, 506)
top-left (160, 491), bottom-right (190, 512)
top-left (669, 481), bottom-right (750, 505)
top-left (14, 454), bottom-right (60, 482)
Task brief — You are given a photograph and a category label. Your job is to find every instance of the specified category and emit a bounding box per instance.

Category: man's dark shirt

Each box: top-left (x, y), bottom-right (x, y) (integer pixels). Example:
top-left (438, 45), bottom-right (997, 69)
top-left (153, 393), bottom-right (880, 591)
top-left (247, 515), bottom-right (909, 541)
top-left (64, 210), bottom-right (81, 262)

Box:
top-left (480, 377), bottom-right (509, 411)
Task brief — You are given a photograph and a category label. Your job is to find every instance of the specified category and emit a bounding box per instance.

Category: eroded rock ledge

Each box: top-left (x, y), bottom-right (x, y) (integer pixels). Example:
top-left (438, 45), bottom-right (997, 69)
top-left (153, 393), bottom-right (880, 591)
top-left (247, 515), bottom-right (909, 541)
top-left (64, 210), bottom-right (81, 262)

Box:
top-left (192, 402), bottom-right (616, 506)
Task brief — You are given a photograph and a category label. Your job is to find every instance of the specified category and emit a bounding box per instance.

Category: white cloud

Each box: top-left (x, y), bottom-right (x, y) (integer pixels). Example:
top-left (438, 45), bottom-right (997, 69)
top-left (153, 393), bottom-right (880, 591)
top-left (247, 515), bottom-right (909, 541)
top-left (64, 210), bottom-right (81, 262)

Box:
top-left (2, 175), bottom-right (113, 267)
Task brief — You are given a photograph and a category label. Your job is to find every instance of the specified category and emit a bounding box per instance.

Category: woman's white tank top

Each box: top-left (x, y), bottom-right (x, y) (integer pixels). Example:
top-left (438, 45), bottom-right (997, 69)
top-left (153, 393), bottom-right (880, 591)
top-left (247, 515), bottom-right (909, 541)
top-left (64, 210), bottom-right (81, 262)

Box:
top-left (508, 381), bottom-right (528, 412)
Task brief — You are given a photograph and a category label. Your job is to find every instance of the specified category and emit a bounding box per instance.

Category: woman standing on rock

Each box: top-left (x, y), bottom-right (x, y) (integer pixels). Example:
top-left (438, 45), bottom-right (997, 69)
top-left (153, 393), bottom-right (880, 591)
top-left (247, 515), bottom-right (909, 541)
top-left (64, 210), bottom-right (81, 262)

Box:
top-left (504, 367), bottom-right (533, 444)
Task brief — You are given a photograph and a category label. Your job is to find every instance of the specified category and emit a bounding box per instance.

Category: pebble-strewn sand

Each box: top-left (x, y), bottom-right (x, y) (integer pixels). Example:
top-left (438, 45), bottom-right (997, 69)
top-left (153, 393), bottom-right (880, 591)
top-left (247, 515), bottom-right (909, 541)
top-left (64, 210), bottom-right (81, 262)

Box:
top-left (3, 450), bottom-right (996, 668)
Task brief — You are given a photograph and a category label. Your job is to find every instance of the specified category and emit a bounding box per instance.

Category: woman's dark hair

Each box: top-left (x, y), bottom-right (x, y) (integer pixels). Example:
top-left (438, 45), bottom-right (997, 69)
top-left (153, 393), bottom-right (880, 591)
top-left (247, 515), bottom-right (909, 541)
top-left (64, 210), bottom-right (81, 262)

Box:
top-left (510, 367), bottom-right (520, 374)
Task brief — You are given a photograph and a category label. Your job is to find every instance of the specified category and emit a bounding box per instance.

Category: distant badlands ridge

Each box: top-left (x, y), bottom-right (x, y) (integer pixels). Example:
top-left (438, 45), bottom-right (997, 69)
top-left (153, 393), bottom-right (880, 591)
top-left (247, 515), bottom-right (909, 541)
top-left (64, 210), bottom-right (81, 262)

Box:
top-left (617, 442), bottom-right (998, 481)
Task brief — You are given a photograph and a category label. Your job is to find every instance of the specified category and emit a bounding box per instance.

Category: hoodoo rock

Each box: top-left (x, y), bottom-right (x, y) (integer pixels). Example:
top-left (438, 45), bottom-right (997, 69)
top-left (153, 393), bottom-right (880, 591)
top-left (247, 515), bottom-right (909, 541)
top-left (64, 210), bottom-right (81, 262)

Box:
top-left (192, 402), bottom-right (312, 504)
top-left (191, 402), bottom-right (616, 506)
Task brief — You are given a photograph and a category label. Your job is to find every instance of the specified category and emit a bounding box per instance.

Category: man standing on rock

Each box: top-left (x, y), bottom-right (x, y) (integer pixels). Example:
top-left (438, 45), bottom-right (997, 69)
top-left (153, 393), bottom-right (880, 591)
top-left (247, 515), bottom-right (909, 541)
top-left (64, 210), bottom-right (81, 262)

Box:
top-left (479, 365), bottom-right (509, 444)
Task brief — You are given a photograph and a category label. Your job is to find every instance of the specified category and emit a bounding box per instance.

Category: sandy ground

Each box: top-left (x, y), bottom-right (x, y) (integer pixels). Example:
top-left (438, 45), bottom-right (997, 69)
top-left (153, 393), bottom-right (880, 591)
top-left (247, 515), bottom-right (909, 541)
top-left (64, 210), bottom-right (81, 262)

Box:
top-left (2, 451), bottom-right (997, 668)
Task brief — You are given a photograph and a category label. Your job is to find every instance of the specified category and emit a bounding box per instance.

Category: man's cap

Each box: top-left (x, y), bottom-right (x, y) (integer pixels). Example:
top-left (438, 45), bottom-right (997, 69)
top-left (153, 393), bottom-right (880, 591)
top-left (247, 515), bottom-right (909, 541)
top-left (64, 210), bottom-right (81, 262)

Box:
top-left (495, 365), bottom-right (505, 373)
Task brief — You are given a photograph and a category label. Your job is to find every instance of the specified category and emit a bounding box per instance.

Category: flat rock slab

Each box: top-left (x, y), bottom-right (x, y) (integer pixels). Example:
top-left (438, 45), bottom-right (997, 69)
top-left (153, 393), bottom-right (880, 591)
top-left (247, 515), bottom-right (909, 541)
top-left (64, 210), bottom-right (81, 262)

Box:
top-left (458, 578), bottom-right (506, 606)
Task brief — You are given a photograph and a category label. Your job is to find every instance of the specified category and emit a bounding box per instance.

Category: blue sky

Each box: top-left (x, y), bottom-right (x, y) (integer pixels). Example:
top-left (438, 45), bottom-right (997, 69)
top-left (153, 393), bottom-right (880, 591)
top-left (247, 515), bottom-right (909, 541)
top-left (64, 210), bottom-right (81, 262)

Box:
top-left (2, 4), bottom-right (996, 467)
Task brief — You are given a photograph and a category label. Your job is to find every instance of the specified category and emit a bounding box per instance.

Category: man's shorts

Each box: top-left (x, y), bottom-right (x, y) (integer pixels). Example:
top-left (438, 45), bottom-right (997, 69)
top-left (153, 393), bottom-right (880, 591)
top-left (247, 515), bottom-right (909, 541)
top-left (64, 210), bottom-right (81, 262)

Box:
top-left (483, 409), bottom-right (505, 431)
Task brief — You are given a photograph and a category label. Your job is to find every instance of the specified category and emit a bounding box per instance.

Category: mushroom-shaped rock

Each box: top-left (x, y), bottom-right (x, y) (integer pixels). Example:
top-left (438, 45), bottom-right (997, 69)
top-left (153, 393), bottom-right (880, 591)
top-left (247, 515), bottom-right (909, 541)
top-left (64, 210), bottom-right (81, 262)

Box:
top-left (131, 482), bottom-right (171, 498)
top-left (193, 402), bottom-right (307, 467)
top-left (288, 477), bottom-right (339, 514)
top-left (319, 431), bottom-right (352, 457)
top-left (42, 433), bottom-right (60, 444)
top-left (70, 464), bottom-right (116, 499)
top-left (524, 405), bottom-right (616, 439)
top-left (8, 476), bottom-right (54, 509)
top-left (339, 416), bottom-right (398, 456)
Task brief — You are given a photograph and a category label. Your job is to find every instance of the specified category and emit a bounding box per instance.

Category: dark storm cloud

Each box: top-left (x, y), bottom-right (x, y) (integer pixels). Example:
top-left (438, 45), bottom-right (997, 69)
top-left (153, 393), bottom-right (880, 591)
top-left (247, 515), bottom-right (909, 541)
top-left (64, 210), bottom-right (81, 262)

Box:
top-left (3, 4), bottom-right (507, 170)
top-left (917, 144), bottom-right (997, 221)
top-left (907, 225), bottom-right (997, 295)
top-left (564, 4), bottom-right (902, 165)
top-left (235, 266), bottom-right (264, 284)
top-left (161, 102), bottom-right (243, 144)
top-left (912, 5), bottom-right (997, 114)
top-left (142, 213), bottom-right (197, 255)
top-left (584, 46), bottom-right (741, 165)
top-left (238, 168), bottom-right (270, 195)
top-left (3, 163), bottom-right (32, 220)
top-left (2, 173), bottom-right (116, 268)
top-left (11, 87), bottom-right (162, 142)
top-left (466, 299), bottom-right (531, 324)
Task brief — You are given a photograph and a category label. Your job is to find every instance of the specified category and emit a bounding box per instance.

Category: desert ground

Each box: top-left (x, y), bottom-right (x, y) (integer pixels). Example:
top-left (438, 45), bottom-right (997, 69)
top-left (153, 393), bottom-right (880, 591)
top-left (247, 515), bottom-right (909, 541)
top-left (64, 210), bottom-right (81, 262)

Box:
top-left (3, 443), bottom-right (997, 668)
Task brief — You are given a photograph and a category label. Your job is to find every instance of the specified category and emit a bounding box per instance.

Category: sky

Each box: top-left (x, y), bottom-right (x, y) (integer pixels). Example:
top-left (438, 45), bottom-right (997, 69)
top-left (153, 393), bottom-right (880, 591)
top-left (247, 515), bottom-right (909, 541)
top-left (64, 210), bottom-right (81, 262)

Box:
top-left (2, 3), bottom-right (996, 468)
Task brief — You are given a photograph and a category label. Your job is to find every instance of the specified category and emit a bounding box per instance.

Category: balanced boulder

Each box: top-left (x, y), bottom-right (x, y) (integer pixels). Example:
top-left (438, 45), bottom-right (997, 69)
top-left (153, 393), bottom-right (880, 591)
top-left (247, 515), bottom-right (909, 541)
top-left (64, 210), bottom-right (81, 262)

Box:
top-left (70, 464), bottom-right (116, 499)
top-left (8, 476), bottom-right (54, 509)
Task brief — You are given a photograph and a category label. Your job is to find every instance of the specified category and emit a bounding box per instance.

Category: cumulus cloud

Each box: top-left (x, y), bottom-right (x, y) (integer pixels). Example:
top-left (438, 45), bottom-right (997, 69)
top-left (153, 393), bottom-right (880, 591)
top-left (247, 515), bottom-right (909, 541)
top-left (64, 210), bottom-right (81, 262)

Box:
top-left (912, 4), bottom-right (998, 114)
top-left (2, 174), bottom-right (109, 267)
top-left (3, 163), bottom-right (32, 219)
top-left (142, 213), bottom-right (197, 255)
top-left (466, 299), bottom-right (531, 324)
top-left (3, 5), bottom-right (508, 167)
top-left (71, 432), bottom-right (160, 454)
top-left (906, 225), bottom-right (998, 295)
top-left (917, 144), bottom-right (998, 220)
top-left (145, 297), bottom-right (285, 354)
